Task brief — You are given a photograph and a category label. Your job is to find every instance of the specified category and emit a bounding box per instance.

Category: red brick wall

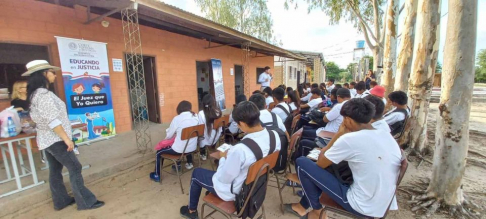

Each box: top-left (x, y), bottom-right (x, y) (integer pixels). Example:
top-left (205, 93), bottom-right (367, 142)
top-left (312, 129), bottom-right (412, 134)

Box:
top-left (0, 0), bottom-right (274, 133)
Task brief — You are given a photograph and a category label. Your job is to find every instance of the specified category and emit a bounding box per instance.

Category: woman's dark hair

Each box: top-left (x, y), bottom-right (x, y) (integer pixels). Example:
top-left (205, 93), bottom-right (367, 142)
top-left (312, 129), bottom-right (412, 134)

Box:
top-left (27, 70), bottom-right (50, 110)
top-left (297, 85), bottom-right (304, 98)
top-left (176, 100), bottom-right (193, 115)
top-left (288, 90), bottom-right (300, 106)
top-left (330, 88), bottom-right (338, 99)
top-left (355, 81), bottom-right (366, 91)
top-left (388, 91), bottom-right (408, 105)
top-left (202, 94), bottom-right (222, 135)
top-left (319, 83), bottom-right (326, 90)
top-left (232, 101), bottom-right (261, 128)
top-left (364, 95), bottom-right (385, 120)
top-left (249, 93), bottom-right (266, 110)
top-left (340, 98), bottom-right (375, 124)
top-left (286, 87), bottom-right (293, 94)
top-left (263, 87), bottom-right (273, 97)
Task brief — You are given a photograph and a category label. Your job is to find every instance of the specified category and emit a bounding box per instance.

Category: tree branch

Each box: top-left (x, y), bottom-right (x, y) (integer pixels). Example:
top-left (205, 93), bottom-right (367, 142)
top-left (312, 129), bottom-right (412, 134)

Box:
top-left (346, 0), bottom-right (379, 45)
top-left (373, 0), bottom-right (381, 41)
top-left (361, 21), bottom-right (376, 50)
top-left (379, 2), bottom-right (389, 47)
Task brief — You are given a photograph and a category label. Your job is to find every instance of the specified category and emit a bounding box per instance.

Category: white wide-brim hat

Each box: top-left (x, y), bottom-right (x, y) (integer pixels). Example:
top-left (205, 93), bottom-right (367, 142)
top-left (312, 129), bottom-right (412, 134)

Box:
top-left (22, 60), bottom-right (61, 76)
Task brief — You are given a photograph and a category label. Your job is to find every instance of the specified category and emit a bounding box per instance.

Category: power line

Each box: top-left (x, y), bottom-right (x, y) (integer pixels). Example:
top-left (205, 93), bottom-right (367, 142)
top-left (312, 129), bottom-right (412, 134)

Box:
top-left (323, 50), bottom-right (355, 57)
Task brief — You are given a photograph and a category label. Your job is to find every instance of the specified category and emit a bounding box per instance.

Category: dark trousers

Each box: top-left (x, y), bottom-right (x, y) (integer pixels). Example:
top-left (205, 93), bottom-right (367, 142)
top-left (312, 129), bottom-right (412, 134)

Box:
top-left (155, 147), bottom-right (193, 176)
top-left (296, 157), bottom-right (366, 217)
top-left (188, 168), bottom-right (217, 211)
top-left (44, 141), bottom-right (97, 210)
top-left (302, 126), bottom-right (318, 140)
top-left (295, 139), bottom-right (317, 159)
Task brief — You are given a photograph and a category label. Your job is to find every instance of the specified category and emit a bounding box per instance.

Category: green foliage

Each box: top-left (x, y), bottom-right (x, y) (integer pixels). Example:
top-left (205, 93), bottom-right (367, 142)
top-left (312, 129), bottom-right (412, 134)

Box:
top-left (339, 71), bottom-right (353, 82)
top-left (363, 55), bottom-right (373, 70)
top-left (195, 0), bottom-right (278, 44)
top-left (476, 49), bottom-right (486, 83)
top-left (436, 61), bottom-right (442, 73)
top-left (325, 61), bottom-right (344, 81)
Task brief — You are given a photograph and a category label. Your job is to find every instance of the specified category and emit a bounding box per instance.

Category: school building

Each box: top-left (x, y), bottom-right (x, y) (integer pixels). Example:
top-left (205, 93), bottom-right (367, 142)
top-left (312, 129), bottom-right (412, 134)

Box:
top-left (0, 0), bottom-right (304, 134)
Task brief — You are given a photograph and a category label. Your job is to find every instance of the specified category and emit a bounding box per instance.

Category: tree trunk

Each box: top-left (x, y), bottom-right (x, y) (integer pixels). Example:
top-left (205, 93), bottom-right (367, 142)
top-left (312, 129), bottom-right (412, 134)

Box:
top-left (428, 0), bottom-right (478, 206)
top-left (394, 0), bottom-right (418, 92)
top-left (407, 0), bottom-right (441, 154)
top-left (372, 47), bottom-right (381, 76)
top-left (382, 0), bottom-right (399, 99)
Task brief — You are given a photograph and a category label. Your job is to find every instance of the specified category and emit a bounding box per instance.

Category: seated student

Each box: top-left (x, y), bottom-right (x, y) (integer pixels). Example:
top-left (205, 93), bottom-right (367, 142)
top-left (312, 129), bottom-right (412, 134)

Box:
top-left (385, 91), bottom-right (410, 135)
top-left (284, 98), bottom-right (402, 219)
top-left (300, 88), bottom-right (323, 112)
top-left (271, 87), bottom-right (292, 121)
top-left (369, 81), bottom-right (378, 92)
top-left (335, 84), bottom-right (343, 89)
top-left (364, 95), bottom-right (391, 133)
top-left (150, 101), bottom-right (199, 182)
top-left (300, 83), bottom-right (319, 103)
top-left (252, 90), bottom-right (263, 95)
top-left (262, 87), bottom-right (274, 109)
top-left (249, 94), bottom-right (287, 133)
top-left (194, 94), bottom-right (222, 164)
top-left (343, 83), bottom-right (350, 89)
top-left (296, 85), bottom-right (305, 100)
top-left (287, 90), bottom-right (300, 113)
top-left (354, 81), bottom-right (370, 98)
top-left (349, 82), bottom-right (357, 97)
top-left (228, 94), bottom-right (248, 135)
top-left (180, 101), bottom-right (281, 219)
top-left (326, 79), bottom-right (335, 94)
top-left (370, 85), bottom-right (387, 105)
top-left (305, 83), bottom-right (311, 94)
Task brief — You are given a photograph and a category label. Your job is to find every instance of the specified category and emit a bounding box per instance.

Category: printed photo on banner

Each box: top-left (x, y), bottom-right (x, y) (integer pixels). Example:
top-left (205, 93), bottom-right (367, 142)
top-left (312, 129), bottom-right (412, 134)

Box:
top-left (56, 37), bottom-right (116, 144)
top-left (210, 59), bottom-right (226, 111)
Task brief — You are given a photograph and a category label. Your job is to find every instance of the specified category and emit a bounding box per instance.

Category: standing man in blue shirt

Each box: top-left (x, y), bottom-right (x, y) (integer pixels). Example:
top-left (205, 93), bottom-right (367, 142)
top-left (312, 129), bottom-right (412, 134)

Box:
top-left (258, 66), bottom-right (273, 91)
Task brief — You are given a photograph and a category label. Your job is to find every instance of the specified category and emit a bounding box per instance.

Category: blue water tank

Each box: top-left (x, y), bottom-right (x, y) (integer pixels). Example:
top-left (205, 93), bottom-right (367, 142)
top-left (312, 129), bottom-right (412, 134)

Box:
top-left (356, 40), bottom-right (365, 48)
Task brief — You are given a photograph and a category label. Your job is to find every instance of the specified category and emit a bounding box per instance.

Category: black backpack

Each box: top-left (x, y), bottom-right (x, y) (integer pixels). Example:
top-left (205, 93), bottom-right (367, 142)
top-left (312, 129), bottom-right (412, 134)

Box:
top-left (261, 112), bottom-right (289, 172)
top-left (275, 103), bottom-right (294, 133)
top-left (232, 130), bottom-right (277, 219)
top-left (386, 108), bottom-right (409, 136)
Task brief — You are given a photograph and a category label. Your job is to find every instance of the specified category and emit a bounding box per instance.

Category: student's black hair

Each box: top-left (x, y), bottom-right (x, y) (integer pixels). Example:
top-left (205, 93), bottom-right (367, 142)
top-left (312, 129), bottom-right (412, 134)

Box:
top-left (340, 98), bottom-right (376, 124)
top-left (330, 88), bottom-right (338, 98)
top-left (350, 81), bottom-right (356, 86)
top-left (311, 88), bottom-right (321, 96)
top-left (288, 90), bottom-right (300, 106)
top-left (272, 87), bottom-right (285, 101)
top-left (235, 94), bottom-right (247, 105)
top-left (388, 91), bottom-right (408, 105)
top-left (296, 85), bottom-right (304, 98)
top-left (264, 66), bottom-right (271, 71)
top-left (286, 87), bottom-right (293, 93)
top-left (328, 78), bottom-right (335, 83)
top-left (343, 83), bottom-right (349, 88)
top-left (319, 83), bottom-right (326, 90)
top-left (253, 90), bottom-right (263, 95)
top-left (335, 84), bottom-right (343, 89)
top-left (232, 101), bottom-right (261, 128)
top-left (278, 84), bottom-right (286, 90)
top-left (176, 100), bottom-right (194, 115)
top-left (355, 81), bottom-right (366, 91)
top-left (27, 70), bottom-right (50, 110)
top-left (370, 81), bottom-right (378, 87)
top-left (364, 95), bottom-right (385, 120)
top-left (202, 94), bottom-right (222, 135)
top-left (336, 88), bottom-right (351, 99)
top-left (311, 83), bottom-right (319, 89)
top-left (249, 93), bottom-right (266, 110)
top-left (263, 87), bottom-right (273, 97)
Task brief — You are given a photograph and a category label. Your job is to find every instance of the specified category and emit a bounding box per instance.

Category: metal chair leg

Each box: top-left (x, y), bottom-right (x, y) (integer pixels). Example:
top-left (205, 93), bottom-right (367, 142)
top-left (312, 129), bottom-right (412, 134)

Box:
top-left (173, 159), bottom-right (184, 194)
top-left (275, 174), bottom-right (285, 214)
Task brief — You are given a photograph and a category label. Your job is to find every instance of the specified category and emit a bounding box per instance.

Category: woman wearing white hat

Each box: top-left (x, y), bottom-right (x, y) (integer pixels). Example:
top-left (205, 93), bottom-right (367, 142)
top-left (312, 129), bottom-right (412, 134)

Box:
top-left (24, 60), bottom-right (104, 211)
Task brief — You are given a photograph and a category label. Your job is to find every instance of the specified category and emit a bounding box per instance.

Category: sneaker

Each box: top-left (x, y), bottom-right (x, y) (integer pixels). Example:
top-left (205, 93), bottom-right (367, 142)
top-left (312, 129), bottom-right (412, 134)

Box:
top-left (180, 206), bottom-right (199, 219)
top-left (185, 163), bottom-right (194, 170)
top-left (200, 154), bottom-right (207, 161)
top-left (149, 172), bottom-right (160, 182)
top-left (286, 180), bottom-right (302, 188)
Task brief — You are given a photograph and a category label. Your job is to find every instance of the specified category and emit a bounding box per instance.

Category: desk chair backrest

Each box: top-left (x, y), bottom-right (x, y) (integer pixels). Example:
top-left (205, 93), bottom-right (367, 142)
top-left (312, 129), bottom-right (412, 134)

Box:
top-left (209, 114), bottom-right (230, 147)
top-left (288, 130), bottom-right (302, 158)
top-left (179, 124), bottom-right (205, 157)
top-left (291, 114), bottom-right (301, 134)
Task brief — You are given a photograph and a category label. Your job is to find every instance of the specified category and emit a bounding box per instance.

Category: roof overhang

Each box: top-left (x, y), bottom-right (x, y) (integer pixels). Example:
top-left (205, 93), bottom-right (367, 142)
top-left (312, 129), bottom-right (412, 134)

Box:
top-left (39, 0), bottom-right (305, 61)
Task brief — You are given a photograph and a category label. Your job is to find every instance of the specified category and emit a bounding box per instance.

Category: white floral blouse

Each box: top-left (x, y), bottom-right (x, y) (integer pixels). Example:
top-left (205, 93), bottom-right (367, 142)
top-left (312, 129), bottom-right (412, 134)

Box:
top-left (30, 88), bottom-right (72, 150)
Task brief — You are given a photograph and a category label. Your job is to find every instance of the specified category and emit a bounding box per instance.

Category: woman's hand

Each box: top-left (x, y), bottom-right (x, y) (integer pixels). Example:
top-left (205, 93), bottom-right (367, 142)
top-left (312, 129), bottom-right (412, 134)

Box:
top-left (65, 139), bottom-right (75, 152)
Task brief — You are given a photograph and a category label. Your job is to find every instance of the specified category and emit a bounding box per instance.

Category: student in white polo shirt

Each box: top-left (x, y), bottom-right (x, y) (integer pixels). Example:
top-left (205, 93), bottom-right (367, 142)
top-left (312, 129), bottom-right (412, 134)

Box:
top-left (316, 88), bottom-right (352, 134)
top-left (271, 87), bottom-right (291, 121)
top-left (354, 81), bottom-right (370, 98)
top-left (300, 83), bottom-right (319, 103)
top-left (249, 93), bottom-right (287, 133)
top-left (180, 101), bottom-right (281, 219)
top-left (300, 88), bottom-right (323, 111)
top-left (364, 95), bottom-right (391, 133)
top-left (258, 66), bottom-right (273, 91)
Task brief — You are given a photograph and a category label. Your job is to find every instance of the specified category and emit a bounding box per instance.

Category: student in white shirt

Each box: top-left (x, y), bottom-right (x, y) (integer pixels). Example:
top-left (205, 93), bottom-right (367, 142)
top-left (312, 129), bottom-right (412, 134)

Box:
top-left (349, 82), bottom-right (357, 97)
top-left (228, 94), bottom-right (247, 135)
top-left (258, 66), bottom-right (273, 91)
top-left (150, 101), bottom-right (199, 182)
top-left (385, 91), bottom-right (410, 135)
top-left (326, 79), bottom-right (335, 94)
top-left (316, 88), bottom-right (351, 134)
top-left (300, 83), bottom-right (318, 102)
top-left (285, 98), bottom-right (402, 218)
top-left (262, 87), bottom-right (274, 109)
top-left (300, 88), bottom-right (323, 111)
top-left (194, 94), bottom-right (222, 164)
top-left (364, 95), bottom-right (391, 133)
top-left (249, 94), bottom-right (287, 133)
top-left (271, 87), bottom-right (292, 122)
top-left (354, 81), bottom-right (370, 98)
top-left (287, 90), bottom-right (300, 113)
top-left (180, 101), bottom-right (281, 219)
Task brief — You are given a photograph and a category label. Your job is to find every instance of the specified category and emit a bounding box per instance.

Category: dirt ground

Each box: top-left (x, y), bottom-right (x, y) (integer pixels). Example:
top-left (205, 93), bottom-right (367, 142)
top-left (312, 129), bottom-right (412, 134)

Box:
top-left (3, 103), bottom-right (486, 219)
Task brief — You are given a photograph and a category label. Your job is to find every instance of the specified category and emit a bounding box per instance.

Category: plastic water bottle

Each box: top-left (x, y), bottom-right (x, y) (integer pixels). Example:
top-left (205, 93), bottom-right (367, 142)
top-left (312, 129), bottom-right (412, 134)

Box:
top-left (7, 117), bottom-right (17, 137)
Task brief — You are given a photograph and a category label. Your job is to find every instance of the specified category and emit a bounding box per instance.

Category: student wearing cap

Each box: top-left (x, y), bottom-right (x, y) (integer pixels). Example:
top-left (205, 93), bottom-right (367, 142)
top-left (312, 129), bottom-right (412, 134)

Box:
top-left (369, 85), bottom-right (387, 105)
top-left (258, 66), bottom-right (273, 91)
top-left (23, 60), bottom-right (104, 211)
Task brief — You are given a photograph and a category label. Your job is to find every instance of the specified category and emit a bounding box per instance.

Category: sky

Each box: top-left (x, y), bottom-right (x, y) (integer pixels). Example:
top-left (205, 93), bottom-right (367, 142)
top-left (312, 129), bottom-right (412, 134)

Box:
top-left (162, 0), bottom-right (486, 69)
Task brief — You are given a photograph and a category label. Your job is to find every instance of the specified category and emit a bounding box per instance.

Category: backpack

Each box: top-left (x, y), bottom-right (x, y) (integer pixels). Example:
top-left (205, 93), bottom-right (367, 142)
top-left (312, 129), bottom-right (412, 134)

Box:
top-left (261, 112), bottom-right (288, 172)
top-left (386, 108), bottom-right (409, 136)
top-left (232, 130), bottom-right (277, 219)
top-left (275, 103), bottom-right (293, 133)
